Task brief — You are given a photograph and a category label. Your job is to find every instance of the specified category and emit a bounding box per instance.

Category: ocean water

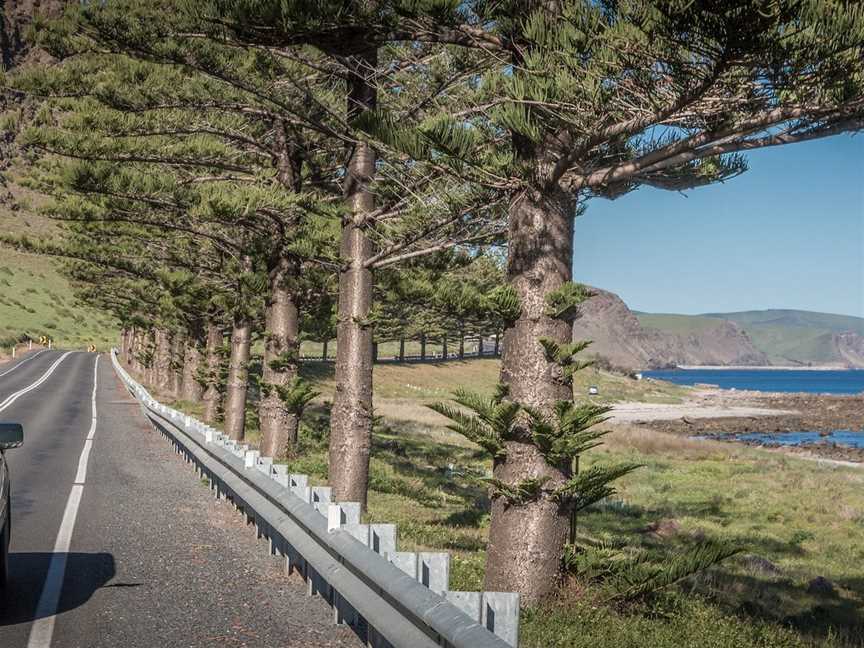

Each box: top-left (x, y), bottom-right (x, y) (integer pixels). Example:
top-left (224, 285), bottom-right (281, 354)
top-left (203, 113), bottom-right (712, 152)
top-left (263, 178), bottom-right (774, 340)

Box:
top-left (730, 430), bottom-right (864, 449)
top-left (643, 369), bottom-right (864, 395)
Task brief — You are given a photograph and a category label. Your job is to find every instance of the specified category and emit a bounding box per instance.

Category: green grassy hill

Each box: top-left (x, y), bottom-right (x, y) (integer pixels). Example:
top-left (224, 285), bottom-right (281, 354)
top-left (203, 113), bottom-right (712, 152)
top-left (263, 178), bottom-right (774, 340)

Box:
top-left (637, 309), bottom-right (864, 366)
top-left (704, 309), bottom-right (864, 335)
top-left (0, 181), bottom-right (119, 350)
top-left (634, 312), bottom-right (722, 336)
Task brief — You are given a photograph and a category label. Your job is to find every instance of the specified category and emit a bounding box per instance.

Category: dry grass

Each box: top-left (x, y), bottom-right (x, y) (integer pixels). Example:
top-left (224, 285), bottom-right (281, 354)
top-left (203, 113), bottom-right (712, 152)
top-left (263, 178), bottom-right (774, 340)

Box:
top-left (604, 423), bottom-right (738, 460)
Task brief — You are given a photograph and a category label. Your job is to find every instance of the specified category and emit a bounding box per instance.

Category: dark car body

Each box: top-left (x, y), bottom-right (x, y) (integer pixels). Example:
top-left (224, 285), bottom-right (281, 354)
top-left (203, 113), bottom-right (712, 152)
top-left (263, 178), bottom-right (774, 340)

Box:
top-left (0, 423), bottom-right (23, 590)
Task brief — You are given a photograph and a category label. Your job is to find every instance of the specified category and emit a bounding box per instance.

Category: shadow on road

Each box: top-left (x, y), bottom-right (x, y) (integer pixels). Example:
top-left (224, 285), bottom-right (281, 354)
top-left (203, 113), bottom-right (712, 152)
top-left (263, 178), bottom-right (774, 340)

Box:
top-left (0, 552), bottom-right (116, 626)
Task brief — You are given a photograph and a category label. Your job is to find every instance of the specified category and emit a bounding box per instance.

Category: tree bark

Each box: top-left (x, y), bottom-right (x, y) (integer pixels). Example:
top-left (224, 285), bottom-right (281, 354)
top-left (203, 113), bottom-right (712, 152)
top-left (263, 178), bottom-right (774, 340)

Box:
top-left (201, 322), bottom-right (223, 424)
top-left (322, 339), bottom-right (328, 361)
top-left (119, 328), bottom-right (128, 363)
top-left (399, 337), bottom-right (405, 362)
top-left (420, 333), bottom-right (426, 360)
top-left (152, 328), bottom-right (173, 394)
top-left (131, 328), bottom-right (144, 373)
top-left (142, 329), bottom-right (154, 382)
top-left (328, 47), bottom-right (377, 510)
top-left (494, 332), bottom-right (500, 357)
top-left (458, 333), bottom-right (465, 359)
top-left (483, 190), bottom-right (575, 605)
top-left (442, 336), bottom-right (448, 359)
top-left (180, 334), bottom-right (204, 403)
top-left (170, 330), bottom-right (185, 398)
top-left (223, 315), bottom-right (251, 441)
top-left (259, 256), bottom-right (301, 458)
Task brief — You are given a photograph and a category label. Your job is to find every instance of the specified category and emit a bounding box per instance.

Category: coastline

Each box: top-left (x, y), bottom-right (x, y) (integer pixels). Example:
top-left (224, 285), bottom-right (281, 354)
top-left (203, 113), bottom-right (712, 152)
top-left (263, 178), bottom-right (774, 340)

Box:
top-left (669, 365), bottom-right (858, 371)
top-left (613, 383), bottom-right (864, 464)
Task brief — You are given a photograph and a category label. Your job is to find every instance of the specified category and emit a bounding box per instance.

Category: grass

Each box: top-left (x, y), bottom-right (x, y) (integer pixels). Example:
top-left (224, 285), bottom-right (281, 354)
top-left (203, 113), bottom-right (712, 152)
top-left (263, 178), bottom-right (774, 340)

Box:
top-left (745, 326), bottom-right (841, 366)
top-left (0, 249), bottom-right (119, 351)
top-left (0, 181), bottom-right (119, 351)
top-left (158, 356), bottom-right (862, 647)
top-left (270, 406), bottom-right (864, 646)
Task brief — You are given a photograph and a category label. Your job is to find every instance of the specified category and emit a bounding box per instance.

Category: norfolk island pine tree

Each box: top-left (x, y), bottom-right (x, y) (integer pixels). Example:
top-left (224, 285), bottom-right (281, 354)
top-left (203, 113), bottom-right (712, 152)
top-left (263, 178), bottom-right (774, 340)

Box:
top-left (189, 0), bottom-right (864, 606)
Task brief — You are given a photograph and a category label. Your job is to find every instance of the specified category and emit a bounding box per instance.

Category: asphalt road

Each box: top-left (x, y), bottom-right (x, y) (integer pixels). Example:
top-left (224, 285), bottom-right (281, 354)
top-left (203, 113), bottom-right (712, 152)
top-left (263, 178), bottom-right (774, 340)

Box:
top-left (0, 350), bottom-right (360, 648)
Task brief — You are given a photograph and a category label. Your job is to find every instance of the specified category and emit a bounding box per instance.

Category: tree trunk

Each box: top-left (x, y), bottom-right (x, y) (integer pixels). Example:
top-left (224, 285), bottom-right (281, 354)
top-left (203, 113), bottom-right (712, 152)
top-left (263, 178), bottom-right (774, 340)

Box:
top-left (201, 322), bottom-right (223, 424)
top-left (259, 256), bottom-right (301, 459)
top-left (180, 335), bottom-right (204, 403)
top-left (143, 329), bottom-right (155, 381)
top-left (399, 337), bottom-right (405, 362)
top-left (442, 336), bottom-right (448, 359)
top-left (131, 329), bottom-right (143, 373)
top-left (223, 315), bottom-right (251, 441)
top-left (123, 326), bottom-right (138, 368)
top-left (329, 48), bottom-right (377, 510)
top-left (170, 330), bottom-right (185, 398)
top-left (118, 328), bottom-right (127, 363)
top-left (153, 328), bottom-right (173, 394)
top-left (494, 332), bottom-right (500, 356)
top-left (483, 190), bottom-right (575, 605)
top-left (458, 333), bottom-right (465, 359)
top-left (420, 333), bottom-right (426, 360)
top-left (322, 339), bottom-right (328, 361)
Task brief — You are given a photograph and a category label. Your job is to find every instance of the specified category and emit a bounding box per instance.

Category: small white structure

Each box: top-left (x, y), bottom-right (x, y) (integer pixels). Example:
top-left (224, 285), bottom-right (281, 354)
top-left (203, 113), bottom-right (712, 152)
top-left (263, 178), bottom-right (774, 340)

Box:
top-left (588, 385), bottom-right (599, 396)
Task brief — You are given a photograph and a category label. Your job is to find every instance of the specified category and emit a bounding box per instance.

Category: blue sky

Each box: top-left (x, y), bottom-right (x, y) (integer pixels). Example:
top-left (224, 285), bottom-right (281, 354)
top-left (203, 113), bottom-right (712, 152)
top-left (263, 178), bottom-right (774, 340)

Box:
top-left (573, 135), bottom-right (864, 318)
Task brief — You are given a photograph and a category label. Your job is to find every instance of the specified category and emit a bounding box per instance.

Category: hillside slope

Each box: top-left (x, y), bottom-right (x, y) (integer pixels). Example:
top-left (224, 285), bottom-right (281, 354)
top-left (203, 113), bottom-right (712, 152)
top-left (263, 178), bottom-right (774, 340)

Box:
top-left (0, 180), bottom-right (119, 349)
top-left (574, 289), bottom-right (768, 372)
top-left (639, 309), bottom-right (864, 368)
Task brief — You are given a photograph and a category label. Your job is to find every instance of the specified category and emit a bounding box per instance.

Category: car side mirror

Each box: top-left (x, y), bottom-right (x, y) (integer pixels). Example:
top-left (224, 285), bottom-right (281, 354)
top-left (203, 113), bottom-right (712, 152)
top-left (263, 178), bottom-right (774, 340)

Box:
top-left (0, 423), bottom-right (23, 450)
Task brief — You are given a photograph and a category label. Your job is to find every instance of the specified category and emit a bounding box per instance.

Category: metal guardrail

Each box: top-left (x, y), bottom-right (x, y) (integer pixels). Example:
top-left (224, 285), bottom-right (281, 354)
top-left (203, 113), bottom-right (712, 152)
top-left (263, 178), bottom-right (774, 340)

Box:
top-left (110, 350), bottom-right (519, 648)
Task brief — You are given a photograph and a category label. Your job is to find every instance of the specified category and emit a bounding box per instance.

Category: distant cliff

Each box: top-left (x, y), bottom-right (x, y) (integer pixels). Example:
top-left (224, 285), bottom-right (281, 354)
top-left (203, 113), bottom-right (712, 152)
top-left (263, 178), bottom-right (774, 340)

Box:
top-left (572, 289), bottom-right (769, 372)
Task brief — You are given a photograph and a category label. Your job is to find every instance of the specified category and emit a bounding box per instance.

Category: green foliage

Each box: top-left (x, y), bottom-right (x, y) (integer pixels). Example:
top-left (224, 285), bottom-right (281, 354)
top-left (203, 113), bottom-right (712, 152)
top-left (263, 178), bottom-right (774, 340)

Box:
top-left (427, 386), bottom-right (518, 458)
top-left (482, 476), bottom-right (549, 506)
top-left (486, 284), bottom-right (521, 325)
top-left (525, 400), bottom-right (613, 465)
top-left (601, 540), bottom-right (743, 604)
top-left (554, 463), bottom-right (641, 510)
top-left (267, 349), bottom-right (299, 374)
top-left (275, 378), bottom-right (318, 416)
top-left (538, 337), bottom-right (595, 382)
top-left (545, 282), bottom-right (593, 320)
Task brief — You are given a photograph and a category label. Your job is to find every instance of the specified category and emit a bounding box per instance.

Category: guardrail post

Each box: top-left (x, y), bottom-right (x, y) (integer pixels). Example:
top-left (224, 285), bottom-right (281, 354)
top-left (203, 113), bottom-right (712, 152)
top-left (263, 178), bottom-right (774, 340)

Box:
top-left (369, 525), bottom-right (396, 556)
top-left (445, 592), bottom-right (482, 622)
top-left (309, 486), bottom-right (332, 514)
top-left (272, 465), bottom-right (289, 488)
top-left (289, 474), bottom-right (308, 500)
top-left (256, 456), bottom-right (274, 475)
top-left (327, 503), bottom-right (361, 530)
top-left (418, 553), bottom-right (450, 594)
top-left (388, 552), bottom-right (418, 578)
top-left (482, 593), bottom-right (520, 646)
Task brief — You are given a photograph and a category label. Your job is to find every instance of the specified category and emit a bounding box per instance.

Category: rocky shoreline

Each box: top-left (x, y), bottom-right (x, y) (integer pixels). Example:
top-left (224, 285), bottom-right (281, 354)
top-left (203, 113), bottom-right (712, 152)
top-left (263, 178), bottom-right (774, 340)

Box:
top-left (635, 388), bottom-right (864, 463)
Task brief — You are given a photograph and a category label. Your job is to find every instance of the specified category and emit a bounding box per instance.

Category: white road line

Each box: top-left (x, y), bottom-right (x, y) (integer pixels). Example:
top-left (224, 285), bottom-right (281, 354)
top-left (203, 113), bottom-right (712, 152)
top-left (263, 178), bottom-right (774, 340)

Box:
top-left (27, 356), bottom-right (100, 648)
top-left (0, 353), bottom-right (72, 413)
top-left (0, 349), bottom-right (47, 379)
